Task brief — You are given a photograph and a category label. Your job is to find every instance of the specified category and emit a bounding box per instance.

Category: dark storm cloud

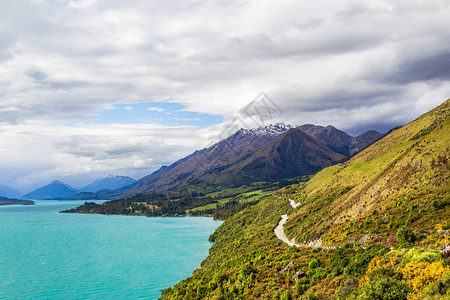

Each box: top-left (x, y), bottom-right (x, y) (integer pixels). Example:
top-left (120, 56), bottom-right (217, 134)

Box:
top-left (386, 50), bottom-right (450, 84)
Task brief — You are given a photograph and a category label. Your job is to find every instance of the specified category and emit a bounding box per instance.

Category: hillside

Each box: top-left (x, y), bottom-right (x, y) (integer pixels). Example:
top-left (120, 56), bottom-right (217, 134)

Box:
top-left (160, 99), bottom-right (450, 300)
top-left (283, 98), bottom-right (450, 248)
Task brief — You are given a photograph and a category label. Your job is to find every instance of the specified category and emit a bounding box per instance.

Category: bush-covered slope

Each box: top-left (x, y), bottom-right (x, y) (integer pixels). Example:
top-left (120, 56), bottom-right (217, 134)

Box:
top-left (160, 99), bottom-right (450, 300)
top-left (282, 99), bottom-right (449, 248)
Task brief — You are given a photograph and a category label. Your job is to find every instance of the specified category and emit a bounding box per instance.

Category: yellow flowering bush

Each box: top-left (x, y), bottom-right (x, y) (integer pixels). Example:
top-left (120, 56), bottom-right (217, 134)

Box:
top-left (359, 256), bottom-right (383, 286)
top-left (358, 249), bottom-right (449, 300)
top-left (400, 261), bottom-right (449, 299)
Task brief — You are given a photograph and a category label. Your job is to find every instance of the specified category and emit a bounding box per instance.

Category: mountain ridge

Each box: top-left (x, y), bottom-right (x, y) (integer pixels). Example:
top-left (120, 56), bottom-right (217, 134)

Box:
top-left (117, 123), bottom-right (383, 196)
top-left (80, 175), bottom-right (136, 192)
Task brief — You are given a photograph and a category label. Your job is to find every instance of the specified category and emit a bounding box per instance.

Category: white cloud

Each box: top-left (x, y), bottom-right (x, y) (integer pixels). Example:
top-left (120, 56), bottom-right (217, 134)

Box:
top-left (0, 121), bottom-right (203, 192)
top-left (147, 107), bottom-right (165, 112)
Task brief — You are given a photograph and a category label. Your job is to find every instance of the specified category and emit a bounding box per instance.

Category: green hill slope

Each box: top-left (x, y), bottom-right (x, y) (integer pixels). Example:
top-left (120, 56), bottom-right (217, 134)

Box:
top-left (161, 99), bottom-right (450, 300)
top-left (283, 99), bottom-right (449, 248)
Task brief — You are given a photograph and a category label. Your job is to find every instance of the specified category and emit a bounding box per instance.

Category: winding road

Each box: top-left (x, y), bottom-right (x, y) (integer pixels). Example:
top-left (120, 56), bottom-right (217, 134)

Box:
top-left (274, 197), bottom-right (333, 249)
top-left (289, 199), bottom-right (301, 209)
top-left (274, 198), bottom-right (301, 247)
top-left (274, 214), bottom-right (298, 247)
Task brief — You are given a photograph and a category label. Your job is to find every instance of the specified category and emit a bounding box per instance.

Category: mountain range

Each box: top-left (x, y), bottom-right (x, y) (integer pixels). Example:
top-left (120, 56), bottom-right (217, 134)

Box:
top-left (116, 123), bottom-right (383, 196)
top-left (80, 175), bottom-right (135, 192)
top-left (22, 175), bottom-right (136, 200)
top-left (17, 123), bottom-right (384, 200)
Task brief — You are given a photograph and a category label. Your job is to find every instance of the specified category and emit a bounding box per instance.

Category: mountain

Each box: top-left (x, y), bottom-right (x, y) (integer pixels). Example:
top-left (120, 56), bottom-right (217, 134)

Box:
top-left (161, 99), bottom-right (450, 299)
top-left (123, 123), bottom-right (294, 194)
top-left (73, 123), bottom-right (382, 199)
top-left (298, 124), bottom-right (384, 156)
top-left (0, 196), bottom-right (34, 205)
top-left (80, 175), bottom-right (136, 192)
top-left (23, 180), bottom-right (78, 200)
top-left (0, 184), bottom-right (22, 198)
top-left (204, 128), bottom-right (347, 186)
top-left (124, 123), bottom-right (374, 194)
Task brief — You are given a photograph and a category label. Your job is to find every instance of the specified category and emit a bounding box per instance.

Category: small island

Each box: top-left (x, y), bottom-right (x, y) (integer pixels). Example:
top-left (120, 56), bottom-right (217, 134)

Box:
top-left (0, 196), bottom-right (35, 206)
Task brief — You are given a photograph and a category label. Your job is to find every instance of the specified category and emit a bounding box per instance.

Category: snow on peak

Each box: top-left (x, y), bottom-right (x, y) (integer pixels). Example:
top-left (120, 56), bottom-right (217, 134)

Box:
top-left (239, 123), bottom-right (293, 136)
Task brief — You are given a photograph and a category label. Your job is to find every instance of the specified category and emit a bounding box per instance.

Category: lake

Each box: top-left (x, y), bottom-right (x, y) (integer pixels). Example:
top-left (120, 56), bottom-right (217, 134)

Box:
top-left (0, 200), bottom-right (220, 299)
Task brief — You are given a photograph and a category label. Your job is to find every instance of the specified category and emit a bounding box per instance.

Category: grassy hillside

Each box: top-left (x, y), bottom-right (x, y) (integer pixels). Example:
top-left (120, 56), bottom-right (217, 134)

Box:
top-left (283, 99), bottom-right (449, 249)
top-left (161, 99), bottom-right (450, 300)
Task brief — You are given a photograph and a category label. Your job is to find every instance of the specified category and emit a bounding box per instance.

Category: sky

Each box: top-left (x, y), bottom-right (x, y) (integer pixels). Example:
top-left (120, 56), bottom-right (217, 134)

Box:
top-left (0, 0), bottom-right (449, 193)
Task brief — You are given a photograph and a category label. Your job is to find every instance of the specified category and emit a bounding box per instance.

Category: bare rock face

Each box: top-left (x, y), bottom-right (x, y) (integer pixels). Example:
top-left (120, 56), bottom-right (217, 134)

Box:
top-left (292, 271), bottom-right (306, 281)
top-left (442, 246), bottom-right (450, 260)
top-left (279, 261), bottom-right (294, 274)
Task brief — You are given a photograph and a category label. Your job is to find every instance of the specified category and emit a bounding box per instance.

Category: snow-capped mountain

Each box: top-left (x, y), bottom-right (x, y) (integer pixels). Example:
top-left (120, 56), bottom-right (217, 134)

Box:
top-left (238, 123), bottom-right (293, 136)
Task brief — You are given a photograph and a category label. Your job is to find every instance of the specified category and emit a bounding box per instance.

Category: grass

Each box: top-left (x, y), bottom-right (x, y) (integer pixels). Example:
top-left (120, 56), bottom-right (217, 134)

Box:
top-left (160, 99), bottom-right (450, 300)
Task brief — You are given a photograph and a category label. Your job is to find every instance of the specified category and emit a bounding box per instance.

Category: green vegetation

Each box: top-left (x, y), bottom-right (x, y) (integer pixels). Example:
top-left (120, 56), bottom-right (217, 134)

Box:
top-left (282, 99), bottom-right (450, 249)
top-left (396, 227), bottom-right (417, 248)
top-left (60, 179), bottom-right (307, 218)
top-left (161, 99), bottom-right (450, 299)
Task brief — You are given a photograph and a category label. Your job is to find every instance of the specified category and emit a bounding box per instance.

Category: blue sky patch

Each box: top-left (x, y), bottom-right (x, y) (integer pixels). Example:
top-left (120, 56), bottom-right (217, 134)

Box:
top-left (84, 101), bottom-right (224, 127)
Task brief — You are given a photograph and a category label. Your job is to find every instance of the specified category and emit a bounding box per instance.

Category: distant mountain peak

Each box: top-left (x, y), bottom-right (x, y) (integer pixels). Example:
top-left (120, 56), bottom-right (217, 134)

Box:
top-left (238, 123), bottom-right (293, 136)
top-left (23, 180), bottom-right (77, 200)
top-left (80, 175), bottom-right (136, 193)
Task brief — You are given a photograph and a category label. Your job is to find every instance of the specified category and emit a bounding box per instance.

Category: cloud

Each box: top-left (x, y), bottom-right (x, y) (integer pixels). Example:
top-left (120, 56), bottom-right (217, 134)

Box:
top-left (0, 0), bottom-right (449, 189)
top-left (0, 121), bottom-right (204, 192)
top-left (147, 107), bottom-right (165, 112)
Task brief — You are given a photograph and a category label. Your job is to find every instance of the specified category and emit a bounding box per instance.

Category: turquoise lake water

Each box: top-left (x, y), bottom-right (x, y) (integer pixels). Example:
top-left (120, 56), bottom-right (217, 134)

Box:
top-left (0, 201), bottom-right (220, 299)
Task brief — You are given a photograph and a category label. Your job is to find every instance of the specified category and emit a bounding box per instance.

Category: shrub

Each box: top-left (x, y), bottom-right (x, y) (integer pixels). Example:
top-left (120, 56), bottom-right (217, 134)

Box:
top-left (280, 289), bottom-right (292, 300)
top-left (401, 261), bottom-right (449, 297)
top-left (432, 198), bottom-right (450, 210)
top-left (355, 274), bottom-right (411, 299)
top-left (404, 248), bottom-right (440, 264)
top-left (240, 263), bottom-right (257, 277)
top-left (294, 278), bottom-right (310, 296)
top-left (421, 271), bottom-right (450, 298)
top-left (396, 227), bottom-right (417, 247)
top-left (308, 257), bottom-right (322, 270)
